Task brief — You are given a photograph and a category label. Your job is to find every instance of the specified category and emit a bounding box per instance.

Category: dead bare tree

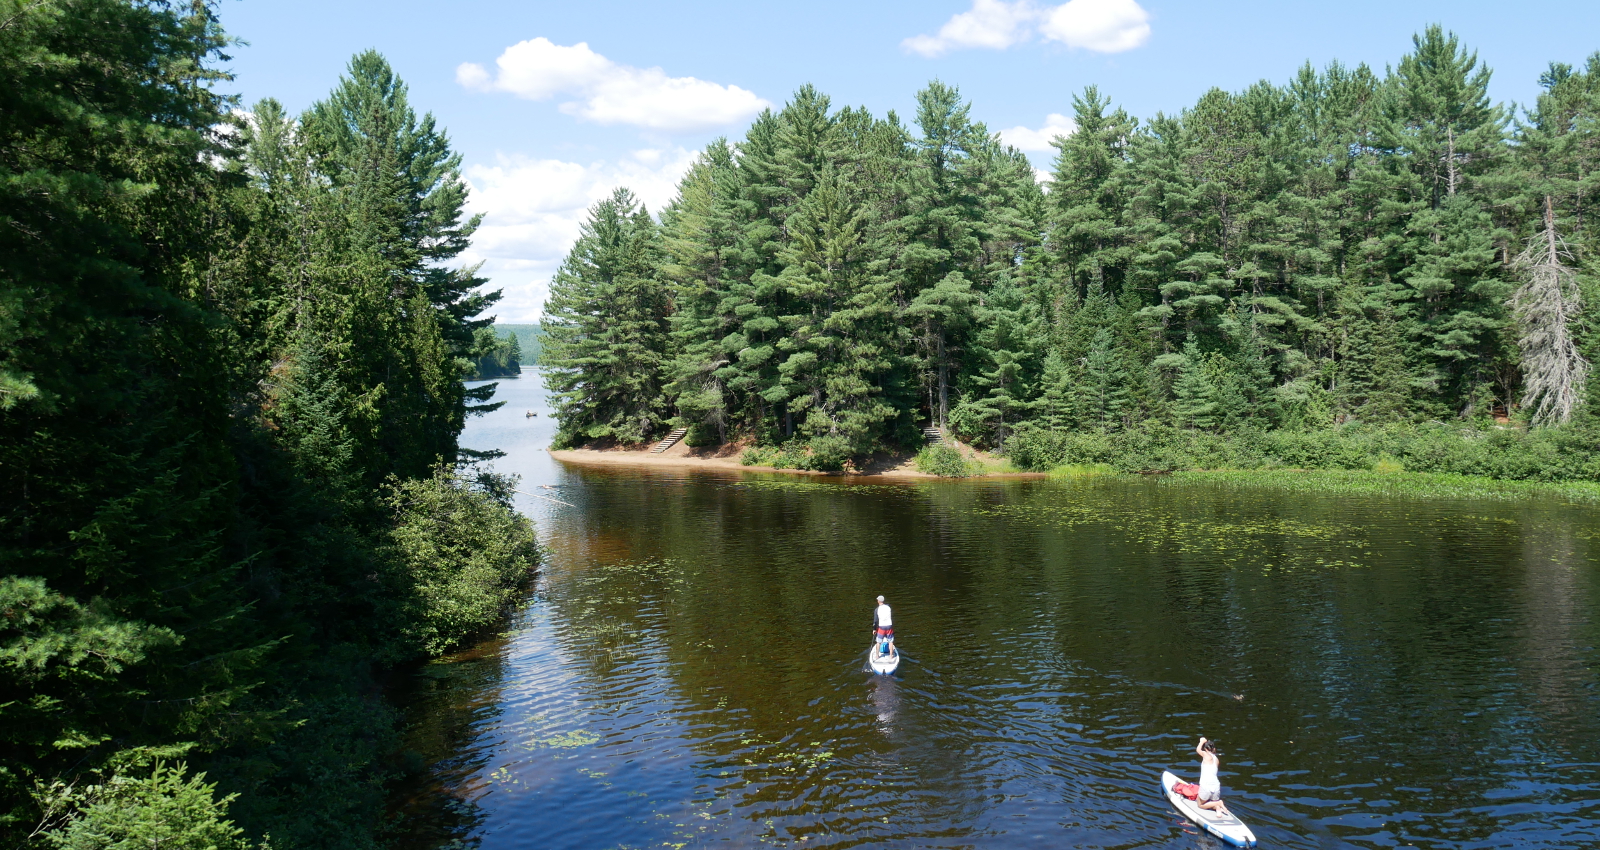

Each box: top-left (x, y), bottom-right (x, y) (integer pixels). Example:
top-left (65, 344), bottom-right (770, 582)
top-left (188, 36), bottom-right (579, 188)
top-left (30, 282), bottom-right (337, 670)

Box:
top-left (1510, 196), bottom-right (1589, 425)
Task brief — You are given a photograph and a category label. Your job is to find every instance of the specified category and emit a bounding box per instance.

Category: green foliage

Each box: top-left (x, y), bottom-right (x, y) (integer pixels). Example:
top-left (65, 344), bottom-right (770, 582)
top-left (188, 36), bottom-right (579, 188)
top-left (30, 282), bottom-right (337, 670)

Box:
top-left (914, 444), bottom-right (978, 478)
top-left (383, 470), bottom-right (540, 656)
top-left (1048, 462), bottom-right (1117, 478)
top-left (494, 324), bottom-right (543, 365)
top-left (0, 5), bottom-right (536, 848)
top-left (40, 763), bottom-right (261, 850)
top-left (467, 327), bottom-right (521, 380)
top-left (542, 28), bottom-right (1600, 493)
top-left (737, 441), bottom-right (845, 471)
top-left (542, 189), bottom-right (671, 445)
top-left (1005, 420), bottom-right (1600, 483)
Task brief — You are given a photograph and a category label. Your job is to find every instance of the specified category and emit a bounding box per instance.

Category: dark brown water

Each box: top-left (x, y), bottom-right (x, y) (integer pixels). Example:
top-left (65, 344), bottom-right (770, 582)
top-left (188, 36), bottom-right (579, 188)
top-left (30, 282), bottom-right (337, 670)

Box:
top-left (393, 379), bottom-right (1600, 849)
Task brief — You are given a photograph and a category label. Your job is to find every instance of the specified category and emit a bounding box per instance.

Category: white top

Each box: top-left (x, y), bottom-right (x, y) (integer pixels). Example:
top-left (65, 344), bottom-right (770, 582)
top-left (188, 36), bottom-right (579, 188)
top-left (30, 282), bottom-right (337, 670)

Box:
top-left (874, 604), bottom-right (893, 627)
top-left (1199, 758), bottom-right (1220, 793)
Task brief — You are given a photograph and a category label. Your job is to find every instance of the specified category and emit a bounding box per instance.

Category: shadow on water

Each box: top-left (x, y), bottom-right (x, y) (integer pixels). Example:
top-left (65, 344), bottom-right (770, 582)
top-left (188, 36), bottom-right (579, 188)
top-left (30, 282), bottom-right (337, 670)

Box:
top-left (390, 375), bottom-right (1600, 848)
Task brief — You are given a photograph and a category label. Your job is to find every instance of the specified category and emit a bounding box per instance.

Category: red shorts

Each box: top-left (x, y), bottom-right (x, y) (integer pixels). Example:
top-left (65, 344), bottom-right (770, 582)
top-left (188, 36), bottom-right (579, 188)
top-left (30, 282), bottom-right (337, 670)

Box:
top-left (875, 627), bottom-right (894, 638)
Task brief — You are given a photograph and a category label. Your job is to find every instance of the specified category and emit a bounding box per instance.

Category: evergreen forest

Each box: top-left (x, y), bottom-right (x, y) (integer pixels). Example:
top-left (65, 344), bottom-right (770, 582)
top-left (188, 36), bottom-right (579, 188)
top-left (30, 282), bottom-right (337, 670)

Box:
top-left (2, 2), bottom-right (537, 847)
top-left (543, 28), bottom-right (1600, 480)
top-left (469, 327), bottom-right (524, 379)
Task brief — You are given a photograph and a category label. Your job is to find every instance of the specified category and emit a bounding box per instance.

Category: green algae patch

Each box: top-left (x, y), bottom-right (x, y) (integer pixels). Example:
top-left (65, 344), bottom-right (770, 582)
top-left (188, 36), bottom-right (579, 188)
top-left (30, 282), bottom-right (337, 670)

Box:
top-left (528, 729), bottom-right (601, 750)
top-left (1172, 469), bottom-right (1600, 504)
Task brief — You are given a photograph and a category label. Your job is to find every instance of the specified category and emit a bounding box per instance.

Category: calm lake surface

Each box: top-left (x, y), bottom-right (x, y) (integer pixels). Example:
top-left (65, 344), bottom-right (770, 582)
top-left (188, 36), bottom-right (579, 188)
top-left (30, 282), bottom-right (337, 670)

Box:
top-left (393, 377), bottom-right (1600, 849)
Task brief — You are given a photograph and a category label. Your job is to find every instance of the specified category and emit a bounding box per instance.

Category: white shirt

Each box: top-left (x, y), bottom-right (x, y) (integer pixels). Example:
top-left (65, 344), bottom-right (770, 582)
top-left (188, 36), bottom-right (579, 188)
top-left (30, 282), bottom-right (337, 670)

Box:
top-left (1199, 757), bottom-right (1220, 793)
top-left (874, 604), bottom-right (893, 627)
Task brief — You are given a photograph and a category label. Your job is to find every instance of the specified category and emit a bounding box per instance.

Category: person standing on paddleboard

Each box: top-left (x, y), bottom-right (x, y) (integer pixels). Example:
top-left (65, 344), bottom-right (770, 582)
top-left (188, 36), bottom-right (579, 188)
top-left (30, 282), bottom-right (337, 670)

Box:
top-left (872, 595), bottom-right (895, 654)
top-left (1196, 737), bottom-right (1230, 815)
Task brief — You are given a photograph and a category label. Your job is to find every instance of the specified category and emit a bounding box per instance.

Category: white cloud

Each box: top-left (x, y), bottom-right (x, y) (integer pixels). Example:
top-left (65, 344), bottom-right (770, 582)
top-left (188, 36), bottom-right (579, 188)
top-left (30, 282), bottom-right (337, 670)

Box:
top-left (1038, 0), bottom-right (1151, 53)
top-left (457, 38), bottom-right (769, 132)
top-left (460, 148), bottom-right (698, 322)
top-left (903, 0), bottom-right (1150, 57)
top-left (996, 112), bottom-right (1076, 152)
top-left (902, 0), bottom-right (1037, 58)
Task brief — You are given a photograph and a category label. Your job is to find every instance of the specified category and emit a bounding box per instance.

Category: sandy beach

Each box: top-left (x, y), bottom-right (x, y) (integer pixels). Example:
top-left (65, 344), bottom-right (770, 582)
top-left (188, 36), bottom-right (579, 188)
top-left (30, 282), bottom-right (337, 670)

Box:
top-left (547, 438), bottom-right (1046, 479)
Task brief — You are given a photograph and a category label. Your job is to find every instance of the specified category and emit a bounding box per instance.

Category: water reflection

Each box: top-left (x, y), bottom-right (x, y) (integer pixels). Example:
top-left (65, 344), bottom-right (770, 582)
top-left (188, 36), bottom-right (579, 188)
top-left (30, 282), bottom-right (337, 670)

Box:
top-left (867, 671), bottom-right (900, 736)
top-left (393, 377), bottom-right (1600, 849)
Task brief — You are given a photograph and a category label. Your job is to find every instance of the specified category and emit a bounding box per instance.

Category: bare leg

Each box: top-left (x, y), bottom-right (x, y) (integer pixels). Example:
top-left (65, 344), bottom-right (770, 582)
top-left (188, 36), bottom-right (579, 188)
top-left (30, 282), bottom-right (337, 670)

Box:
top-left (1198, 799), bottom-right (1230, 815)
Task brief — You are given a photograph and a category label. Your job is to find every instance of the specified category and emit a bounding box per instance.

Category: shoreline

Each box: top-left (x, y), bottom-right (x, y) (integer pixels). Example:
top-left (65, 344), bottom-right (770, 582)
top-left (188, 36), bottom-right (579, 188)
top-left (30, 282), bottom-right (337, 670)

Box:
top-left (547, 442), bottom-right (1047, 480)
top-left (544, 445), bottom-right (1600, 503)
top-left (1168, 468), bottom-right (1600, 503)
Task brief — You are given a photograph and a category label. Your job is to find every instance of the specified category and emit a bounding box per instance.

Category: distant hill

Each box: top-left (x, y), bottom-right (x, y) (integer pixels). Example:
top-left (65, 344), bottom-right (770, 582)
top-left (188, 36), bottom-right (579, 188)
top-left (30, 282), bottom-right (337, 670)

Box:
top-left (494, 323), bottom-right (542, 366)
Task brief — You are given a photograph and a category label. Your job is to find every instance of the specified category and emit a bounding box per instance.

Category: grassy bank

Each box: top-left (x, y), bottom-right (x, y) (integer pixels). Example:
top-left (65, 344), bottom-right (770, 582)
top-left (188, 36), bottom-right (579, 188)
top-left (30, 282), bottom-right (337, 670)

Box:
top-left (1167, 468), bottom-right (1600, 503)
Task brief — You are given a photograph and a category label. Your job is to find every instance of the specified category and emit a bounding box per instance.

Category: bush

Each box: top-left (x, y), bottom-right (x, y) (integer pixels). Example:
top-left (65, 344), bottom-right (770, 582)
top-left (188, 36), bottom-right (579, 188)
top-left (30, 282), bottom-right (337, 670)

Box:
top-left (739, 443), bottom-right (811, 470)
top-left (1000, 421), bottom-right (1600, 484)
top-left (42, 762), bottom-right (262, 850)
top-left (382, 469), bottom-right (541, 657)
top-left (914, 444), bottom-right (977, 477)
top-left (683, 423), bottom-right (719, 447)
top-left (804, 435), bottom-right (853, 471)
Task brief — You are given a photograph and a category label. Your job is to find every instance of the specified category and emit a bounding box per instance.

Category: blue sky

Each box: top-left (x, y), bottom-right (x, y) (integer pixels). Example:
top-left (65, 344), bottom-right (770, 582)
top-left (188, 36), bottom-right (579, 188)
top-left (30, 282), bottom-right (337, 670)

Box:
top-left (218, 0), bottom-right (1600, 321)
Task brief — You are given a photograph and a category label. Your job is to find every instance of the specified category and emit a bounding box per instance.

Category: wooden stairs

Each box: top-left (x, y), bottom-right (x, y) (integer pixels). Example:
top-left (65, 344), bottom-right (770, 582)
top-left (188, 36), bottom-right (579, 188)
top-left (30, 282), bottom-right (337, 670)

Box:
top-left (922, 426), bottom-right (946, 446)
top-left (651, 427), bottom-right (689, 454)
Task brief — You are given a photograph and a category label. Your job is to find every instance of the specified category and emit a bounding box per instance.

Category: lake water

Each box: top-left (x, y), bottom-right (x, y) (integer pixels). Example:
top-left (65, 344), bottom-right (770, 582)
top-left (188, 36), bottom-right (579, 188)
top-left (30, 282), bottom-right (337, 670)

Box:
top-left (393, 376), bottom-right (1600, 849)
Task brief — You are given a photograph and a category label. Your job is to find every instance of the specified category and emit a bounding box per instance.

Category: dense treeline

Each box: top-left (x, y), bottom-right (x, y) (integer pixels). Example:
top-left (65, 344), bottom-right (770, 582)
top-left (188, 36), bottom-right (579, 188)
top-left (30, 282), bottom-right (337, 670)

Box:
top-left (544, 28), bottom-right (1600, 477)
top-left (1, 2), bottom-right (534, 847)
top-left (469, 327), bottom-right (523, 379)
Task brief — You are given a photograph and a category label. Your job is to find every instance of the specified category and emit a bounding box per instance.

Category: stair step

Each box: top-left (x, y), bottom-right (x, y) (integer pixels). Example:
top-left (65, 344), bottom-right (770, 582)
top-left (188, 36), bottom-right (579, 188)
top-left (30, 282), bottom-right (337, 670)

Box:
top-left (650, 428), bottom-right (689, 453)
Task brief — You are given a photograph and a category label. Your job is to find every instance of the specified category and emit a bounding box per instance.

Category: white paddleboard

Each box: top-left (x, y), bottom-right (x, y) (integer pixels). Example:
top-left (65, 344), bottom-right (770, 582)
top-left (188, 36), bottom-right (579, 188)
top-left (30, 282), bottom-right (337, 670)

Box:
top-left (1162, 770), bottom-right (1256, 847)
top-left (867, 640), bottom-right (900, 674)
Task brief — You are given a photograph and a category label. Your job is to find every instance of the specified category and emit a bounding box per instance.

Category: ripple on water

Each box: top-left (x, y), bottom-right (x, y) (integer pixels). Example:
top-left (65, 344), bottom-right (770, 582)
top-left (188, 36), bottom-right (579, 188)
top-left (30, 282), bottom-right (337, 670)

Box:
top-left (393, 411), bottom-right (1600, 850)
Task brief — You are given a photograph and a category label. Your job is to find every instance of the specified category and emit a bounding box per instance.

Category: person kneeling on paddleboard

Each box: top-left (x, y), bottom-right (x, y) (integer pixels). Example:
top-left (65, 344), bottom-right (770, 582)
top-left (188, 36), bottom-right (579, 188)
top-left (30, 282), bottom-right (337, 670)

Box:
top-left (872, 595), bottom-right (895, 654)
top-left (1195, 737), bottom-right (1230, 815)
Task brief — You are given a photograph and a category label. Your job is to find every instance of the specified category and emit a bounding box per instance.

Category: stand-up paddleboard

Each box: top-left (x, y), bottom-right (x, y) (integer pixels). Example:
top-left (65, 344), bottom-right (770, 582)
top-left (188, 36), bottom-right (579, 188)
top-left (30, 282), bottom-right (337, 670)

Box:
top-left (1162, 771), bottom-right (1256, 847)
top-left (868, 640), bottom-right (900, 674)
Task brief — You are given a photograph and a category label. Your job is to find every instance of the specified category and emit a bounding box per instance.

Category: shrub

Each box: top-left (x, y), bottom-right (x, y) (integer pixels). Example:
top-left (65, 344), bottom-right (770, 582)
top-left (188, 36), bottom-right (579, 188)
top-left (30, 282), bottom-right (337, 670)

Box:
top-left (739, 443), bottom-right (810, 470)
top-left (683, 423), bottom-right (719, 447)
top-left (914, 444), bottom-right (977, 477)
top-left (1000, 421), bottom-right (1600, 484)
top-left (382, 469), bottom-right (541, 657)
top-left (42, 762), bottom-right (262, 850)
top-left (804, 435), bottom-right (853, 471)
top-left (1372, 456), bottom-right (1405, 474)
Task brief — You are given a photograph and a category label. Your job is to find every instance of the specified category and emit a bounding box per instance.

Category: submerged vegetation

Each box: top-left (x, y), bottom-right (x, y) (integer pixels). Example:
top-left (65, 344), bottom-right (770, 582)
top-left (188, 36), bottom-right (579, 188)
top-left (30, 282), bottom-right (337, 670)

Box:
top-left (1, 2), bottom-right (535, 847)
top-left (542, 27), bottom-right (1600, 491)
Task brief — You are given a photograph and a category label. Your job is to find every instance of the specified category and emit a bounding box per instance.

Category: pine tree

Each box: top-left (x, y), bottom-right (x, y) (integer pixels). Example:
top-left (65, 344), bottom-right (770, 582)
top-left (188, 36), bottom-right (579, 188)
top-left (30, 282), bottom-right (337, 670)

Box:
top-left (898, 81), bottom-right (988, 430)
top-left (1048, 86), bottom-right (1133, 296)
top-left (542, 189), bottom-right (671, 445)
top-left (1172, 340), bottom-right (1220, 429)
top-left (1379, 26), bottom-right (1511, 413)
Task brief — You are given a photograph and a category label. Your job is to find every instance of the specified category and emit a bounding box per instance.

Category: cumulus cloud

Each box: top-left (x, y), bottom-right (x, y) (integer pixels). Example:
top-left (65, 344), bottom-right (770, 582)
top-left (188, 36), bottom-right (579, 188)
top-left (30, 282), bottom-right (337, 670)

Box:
top-left (457, 38), bottom-right (769, 132)
top-left (460, 148), bottom-right (698, 321)
top-left (1038, 0), bottom-right (1151, 52)
top-left (903, 0), bottom-right (1151, 57)
top-left (902, 0), bottom-right (1037, 58)
top-left (996, 112), bottom-right (1076, 152)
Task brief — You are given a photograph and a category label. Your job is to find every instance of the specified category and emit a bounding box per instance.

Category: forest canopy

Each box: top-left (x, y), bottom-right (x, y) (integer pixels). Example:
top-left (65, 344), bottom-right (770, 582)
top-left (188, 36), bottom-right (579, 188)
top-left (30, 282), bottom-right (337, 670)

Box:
top-left (1, 1), bottom-right (534, 847)
top-left (542, 28), bottom-right (1600, 476)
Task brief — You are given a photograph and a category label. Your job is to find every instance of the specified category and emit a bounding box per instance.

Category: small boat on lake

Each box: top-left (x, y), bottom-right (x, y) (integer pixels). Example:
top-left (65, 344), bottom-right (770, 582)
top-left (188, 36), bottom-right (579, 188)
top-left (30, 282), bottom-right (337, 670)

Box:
top-left (1161, 770), bottom-right (1256, 846)
top-left (867, 638), bottom-right (899, 674)
top-left (525, 410), bottom-right (538, 417)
